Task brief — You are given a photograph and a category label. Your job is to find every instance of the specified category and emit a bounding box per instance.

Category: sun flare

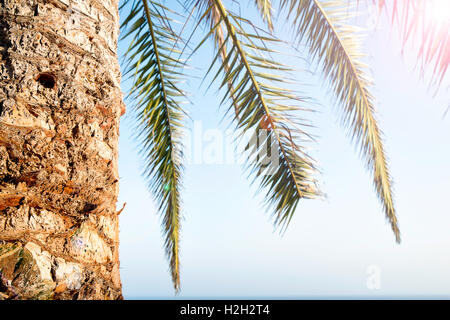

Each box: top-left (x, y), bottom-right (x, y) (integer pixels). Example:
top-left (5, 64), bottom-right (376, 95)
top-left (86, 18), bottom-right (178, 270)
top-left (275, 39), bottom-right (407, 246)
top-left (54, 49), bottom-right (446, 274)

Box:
top-left (425, 0), bottom-right (450, 25)
top-left (394, 0), bottom-right (450, 83)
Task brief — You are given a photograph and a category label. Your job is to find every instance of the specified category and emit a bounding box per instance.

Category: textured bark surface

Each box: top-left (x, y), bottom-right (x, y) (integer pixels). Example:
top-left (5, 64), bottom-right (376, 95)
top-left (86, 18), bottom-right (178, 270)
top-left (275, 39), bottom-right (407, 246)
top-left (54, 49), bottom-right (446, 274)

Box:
top-left (0, 0), bottom-right (124, 299)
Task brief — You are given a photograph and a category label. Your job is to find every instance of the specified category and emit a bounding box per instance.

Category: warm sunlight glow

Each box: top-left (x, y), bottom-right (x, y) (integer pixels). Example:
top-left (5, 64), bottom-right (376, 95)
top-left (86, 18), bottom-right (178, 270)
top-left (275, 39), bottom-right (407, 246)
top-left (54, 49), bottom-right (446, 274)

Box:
top-left (426, 0), bottom-right (450, 25)
top-left (396, 0), bottom-right (450, 84)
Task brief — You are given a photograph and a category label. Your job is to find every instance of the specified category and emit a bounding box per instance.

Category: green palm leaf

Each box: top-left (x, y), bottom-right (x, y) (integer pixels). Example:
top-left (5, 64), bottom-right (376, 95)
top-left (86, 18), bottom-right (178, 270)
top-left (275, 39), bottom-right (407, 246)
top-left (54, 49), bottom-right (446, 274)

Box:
top-left (192, 0), bottom-right (241, 117)
top-left (121, 0), bottom-right (187, 291)
top-left (280, 0), bottom-right (400, 242)
top-left (198, 0), bottom-right (321, 229)
top-left (254, 0), bottom-right (275, 31)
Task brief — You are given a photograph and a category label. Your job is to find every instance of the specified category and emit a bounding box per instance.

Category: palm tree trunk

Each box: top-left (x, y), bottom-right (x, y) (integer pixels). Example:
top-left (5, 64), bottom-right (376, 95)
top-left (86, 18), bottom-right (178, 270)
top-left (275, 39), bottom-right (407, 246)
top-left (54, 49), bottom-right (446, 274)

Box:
top-left (0, 0), bottom-right (124, 299)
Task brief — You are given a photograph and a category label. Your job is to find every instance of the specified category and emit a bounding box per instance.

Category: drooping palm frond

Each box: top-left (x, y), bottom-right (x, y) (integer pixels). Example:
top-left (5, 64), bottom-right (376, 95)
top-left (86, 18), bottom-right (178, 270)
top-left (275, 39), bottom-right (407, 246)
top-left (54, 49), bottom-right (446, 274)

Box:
top-left (280, 0), bottom-right (400, 242)
top-left (196, 0), bottom-right (321, 229)
top-left (254, 0), bottom-right (275, 32)
top-left (190, 0), bottom-right (242, 118)
top-left (121, 0), bottom-right (187, 291)
top-left (374, 0), bottom-right (449, 87)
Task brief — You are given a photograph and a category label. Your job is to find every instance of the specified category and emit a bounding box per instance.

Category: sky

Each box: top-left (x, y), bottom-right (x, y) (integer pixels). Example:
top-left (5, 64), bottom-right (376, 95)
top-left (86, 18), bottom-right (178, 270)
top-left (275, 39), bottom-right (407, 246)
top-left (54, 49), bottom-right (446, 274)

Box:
top-left (116, 1), bottom-right (450, 299)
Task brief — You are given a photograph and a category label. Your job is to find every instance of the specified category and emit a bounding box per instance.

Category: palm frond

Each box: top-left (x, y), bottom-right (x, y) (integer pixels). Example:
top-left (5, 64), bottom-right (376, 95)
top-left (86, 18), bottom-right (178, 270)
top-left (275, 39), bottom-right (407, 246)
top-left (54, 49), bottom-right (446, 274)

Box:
top-left (254, 0), bottom-right (275, 32)
top-left (199, 0), bottom-right (321, 229)
top-left (190, 0), bottom-right (242, 118)
top-left (121, 0), bottom-right (187, 292)
top-left (281, 0), bottom-right (400, 242)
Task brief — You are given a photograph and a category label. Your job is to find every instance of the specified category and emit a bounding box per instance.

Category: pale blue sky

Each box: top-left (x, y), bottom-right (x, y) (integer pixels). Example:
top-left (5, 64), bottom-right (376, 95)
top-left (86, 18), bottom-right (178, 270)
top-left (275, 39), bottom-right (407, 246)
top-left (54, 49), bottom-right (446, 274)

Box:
top-left (116, 1), bottom-right (450, 298)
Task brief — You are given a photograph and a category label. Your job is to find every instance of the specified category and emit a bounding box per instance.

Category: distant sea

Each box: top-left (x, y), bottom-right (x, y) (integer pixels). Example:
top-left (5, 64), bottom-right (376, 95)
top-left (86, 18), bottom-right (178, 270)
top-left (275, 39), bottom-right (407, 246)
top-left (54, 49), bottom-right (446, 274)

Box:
top-left (125, 295), bottom-right (450, 300)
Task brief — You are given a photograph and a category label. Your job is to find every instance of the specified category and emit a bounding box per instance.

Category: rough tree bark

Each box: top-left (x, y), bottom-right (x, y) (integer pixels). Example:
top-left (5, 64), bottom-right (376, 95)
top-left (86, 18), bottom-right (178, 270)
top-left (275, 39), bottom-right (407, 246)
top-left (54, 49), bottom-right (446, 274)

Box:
top-left (0, 0), bottom-right (125, 299)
